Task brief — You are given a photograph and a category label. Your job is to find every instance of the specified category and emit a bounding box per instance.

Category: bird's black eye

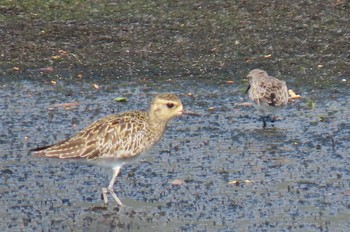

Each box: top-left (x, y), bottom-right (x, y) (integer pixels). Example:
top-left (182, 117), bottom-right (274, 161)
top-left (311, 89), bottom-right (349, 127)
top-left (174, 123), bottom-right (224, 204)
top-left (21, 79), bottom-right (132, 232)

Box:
top-left (166, 103), bottom-right (175, 108)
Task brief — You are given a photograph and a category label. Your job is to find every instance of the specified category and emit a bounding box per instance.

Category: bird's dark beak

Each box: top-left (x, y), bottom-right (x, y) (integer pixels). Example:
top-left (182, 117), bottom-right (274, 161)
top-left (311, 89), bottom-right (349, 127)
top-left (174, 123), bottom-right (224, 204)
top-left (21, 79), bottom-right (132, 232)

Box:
top-left (245, 84), bottom-right (251, 93)
top-left (181, 111), bottom-right (201, 116)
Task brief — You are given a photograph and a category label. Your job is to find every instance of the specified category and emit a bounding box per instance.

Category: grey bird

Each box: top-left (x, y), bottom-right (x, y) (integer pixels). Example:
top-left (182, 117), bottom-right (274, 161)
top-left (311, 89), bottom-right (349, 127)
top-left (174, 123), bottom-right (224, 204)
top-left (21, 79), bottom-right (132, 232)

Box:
top-left (246, 69), bottom-right (289, 127)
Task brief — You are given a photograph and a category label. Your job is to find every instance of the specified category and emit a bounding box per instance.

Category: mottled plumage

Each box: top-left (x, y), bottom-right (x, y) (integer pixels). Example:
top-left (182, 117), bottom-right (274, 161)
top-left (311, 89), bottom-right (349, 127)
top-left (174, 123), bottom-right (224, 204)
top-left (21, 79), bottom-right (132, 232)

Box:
top-left (246, 69), bottom-right (289, 127)
top-left (32, 93), bottom-right (198, 207)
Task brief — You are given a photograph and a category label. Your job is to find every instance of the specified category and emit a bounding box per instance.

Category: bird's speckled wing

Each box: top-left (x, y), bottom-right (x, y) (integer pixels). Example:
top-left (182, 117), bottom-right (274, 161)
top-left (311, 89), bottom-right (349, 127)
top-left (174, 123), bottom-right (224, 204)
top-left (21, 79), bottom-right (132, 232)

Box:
top-left (249, 77), bottom-right (288, 107)
top-left (32, 111), bottom-right (155, 161)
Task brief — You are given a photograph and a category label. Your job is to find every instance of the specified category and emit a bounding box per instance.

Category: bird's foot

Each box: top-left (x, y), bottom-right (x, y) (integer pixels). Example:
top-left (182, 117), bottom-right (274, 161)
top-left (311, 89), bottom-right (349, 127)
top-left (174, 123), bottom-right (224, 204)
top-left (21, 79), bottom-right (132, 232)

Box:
top-left (100, 187), bottom-right (124, 207)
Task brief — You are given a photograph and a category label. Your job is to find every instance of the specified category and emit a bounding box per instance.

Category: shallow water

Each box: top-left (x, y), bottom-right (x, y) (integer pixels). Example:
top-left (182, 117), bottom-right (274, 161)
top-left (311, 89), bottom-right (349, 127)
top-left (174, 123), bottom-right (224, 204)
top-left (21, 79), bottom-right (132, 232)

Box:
top-left (0, 76), bottom-right (349, 231)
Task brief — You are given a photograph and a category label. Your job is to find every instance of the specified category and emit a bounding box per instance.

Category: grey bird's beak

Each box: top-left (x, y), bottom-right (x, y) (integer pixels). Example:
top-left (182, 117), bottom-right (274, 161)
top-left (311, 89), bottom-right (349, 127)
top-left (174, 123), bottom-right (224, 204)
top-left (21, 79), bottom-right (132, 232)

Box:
top-left (245, 84), bottom-right (251, 93)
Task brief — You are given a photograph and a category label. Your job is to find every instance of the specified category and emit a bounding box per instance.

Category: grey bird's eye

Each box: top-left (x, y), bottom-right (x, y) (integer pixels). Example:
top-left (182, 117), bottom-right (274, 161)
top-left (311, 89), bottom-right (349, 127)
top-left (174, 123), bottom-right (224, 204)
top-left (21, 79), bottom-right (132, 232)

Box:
top-left (166, 103), bottom-right (175, 108)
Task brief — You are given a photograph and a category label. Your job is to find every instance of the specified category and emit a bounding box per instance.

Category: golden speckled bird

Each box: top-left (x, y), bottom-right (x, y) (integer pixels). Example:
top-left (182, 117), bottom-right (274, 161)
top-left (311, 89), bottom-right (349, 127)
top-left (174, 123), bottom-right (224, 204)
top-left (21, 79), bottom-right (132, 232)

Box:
top-left (31, 93), bottom-right (199, 207)
top-left (246, 69), bottom-right (289, 127)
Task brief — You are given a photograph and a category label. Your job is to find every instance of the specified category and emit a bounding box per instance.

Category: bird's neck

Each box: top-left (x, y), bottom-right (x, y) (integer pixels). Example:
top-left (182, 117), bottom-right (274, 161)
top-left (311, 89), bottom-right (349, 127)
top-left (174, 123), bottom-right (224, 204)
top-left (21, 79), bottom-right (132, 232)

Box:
top-left (148, 110), bottom-right (168, 133)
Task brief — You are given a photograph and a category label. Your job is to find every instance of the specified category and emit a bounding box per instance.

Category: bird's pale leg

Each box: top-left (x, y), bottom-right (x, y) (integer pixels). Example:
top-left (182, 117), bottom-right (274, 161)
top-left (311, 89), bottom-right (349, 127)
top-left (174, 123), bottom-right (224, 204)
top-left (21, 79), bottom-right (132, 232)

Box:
top-left (102, 187), bottom-right (109, 205)
top-left (102, 166), bottom-right (124, 206)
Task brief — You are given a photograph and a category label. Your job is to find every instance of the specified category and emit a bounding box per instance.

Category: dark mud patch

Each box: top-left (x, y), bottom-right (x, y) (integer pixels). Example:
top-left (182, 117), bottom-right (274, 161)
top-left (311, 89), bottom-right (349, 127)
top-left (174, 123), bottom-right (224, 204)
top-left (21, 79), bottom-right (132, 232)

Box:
top-left (1, 0), bottom-right (349, 87)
